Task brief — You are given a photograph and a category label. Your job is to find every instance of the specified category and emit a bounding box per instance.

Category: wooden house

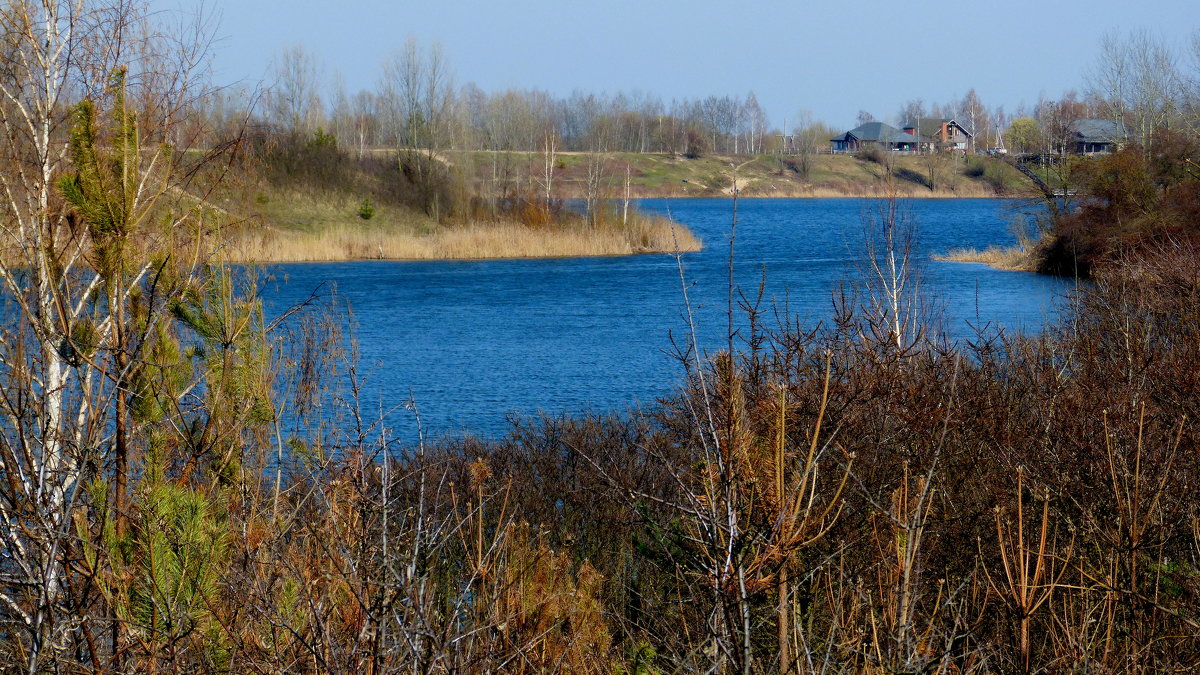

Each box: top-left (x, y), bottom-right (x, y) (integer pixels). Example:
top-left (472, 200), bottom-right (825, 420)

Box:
top-left (830, 122), bottom-right (922, 153)
top-left (900, 118), bottom-right (973, 152)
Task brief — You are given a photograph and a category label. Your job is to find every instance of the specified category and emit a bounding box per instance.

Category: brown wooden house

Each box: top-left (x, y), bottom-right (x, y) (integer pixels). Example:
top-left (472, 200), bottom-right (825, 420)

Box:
top-left (900, 118), bottom-right (973, 152)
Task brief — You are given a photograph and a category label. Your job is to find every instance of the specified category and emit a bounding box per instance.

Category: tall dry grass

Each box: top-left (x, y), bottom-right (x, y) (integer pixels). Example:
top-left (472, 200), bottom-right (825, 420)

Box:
top-left (934, 244), bottom-right (1037, 271)
top-left (225, 218), bottom-right (700, 263)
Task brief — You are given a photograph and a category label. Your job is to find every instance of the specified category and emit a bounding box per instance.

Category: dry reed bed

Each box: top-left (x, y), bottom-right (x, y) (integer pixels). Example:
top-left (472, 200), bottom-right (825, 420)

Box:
top-left (226, 219), bottom-right (701, 262)
top-left (934, 244), bottom-right (1037, 271)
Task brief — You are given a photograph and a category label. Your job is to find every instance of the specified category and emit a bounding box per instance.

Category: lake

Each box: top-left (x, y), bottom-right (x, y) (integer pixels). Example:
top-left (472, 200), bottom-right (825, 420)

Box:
top-left (259, 198), bottom-right (1075, 442)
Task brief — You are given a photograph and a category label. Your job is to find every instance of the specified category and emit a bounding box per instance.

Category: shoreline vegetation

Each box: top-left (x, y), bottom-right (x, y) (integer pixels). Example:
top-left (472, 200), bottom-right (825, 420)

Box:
top-left (223, 147), bottom-right (1035, 263)
top-left (226, 217), bottom-right (701, 263)
top-left (932, 244), bottom-right (1038, 271)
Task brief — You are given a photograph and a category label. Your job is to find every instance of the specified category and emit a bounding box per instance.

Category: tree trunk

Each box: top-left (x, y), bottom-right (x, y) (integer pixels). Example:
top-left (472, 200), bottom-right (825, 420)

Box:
top-left (778, 563), bottom-right (791, 674)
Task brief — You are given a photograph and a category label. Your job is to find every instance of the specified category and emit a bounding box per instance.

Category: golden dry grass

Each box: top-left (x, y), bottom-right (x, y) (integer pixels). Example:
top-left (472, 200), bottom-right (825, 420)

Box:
top-left (934, 245), bottom-right (1037, 272)
top-left (224, 218), bottom-right (701, 263)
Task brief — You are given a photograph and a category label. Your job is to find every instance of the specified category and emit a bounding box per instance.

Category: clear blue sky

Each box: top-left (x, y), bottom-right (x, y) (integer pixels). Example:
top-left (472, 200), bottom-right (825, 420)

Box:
top-left (166, 0), bottom-right (1197, 129)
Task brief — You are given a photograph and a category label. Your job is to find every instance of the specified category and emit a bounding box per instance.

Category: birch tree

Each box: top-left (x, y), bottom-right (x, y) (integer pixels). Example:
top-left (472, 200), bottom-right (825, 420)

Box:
top-left (743, 91), bottom-right (767, 155)
top-left (1184, 30), bottom-right (1200, 138)
top-left (959, 89), bottom-right (988, 153)
top-left (0, 2), bottom-right (226, 669)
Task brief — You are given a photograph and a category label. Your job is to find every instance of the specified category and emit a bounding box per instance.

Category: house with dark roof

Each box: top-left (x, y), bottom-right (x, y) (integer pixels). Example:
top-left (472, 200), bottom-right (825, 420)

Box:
top-left (900, 119), bottom-right (972, 152)
top-left (1070, 119), bottom-right (1126, 155)
top-left (830, 122), bottom-right (922, 153)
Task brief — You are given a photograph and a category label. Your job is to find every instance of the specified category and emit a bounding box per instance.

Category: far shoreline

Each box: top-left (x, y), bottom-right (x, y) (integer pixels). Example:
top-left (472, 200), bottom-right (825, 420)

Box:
top-left (637, 193), bottom-right (1033, 200)
top-left (227, 194), bottom-right (1043, 265)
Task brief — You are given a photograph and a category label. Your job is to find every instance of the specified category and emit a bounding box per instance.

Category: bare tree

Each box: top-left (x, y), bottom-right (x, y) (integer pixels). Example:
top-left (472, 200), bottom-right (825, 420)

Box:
top-left (743, 91), bottom-right (768, 154)
top-left (583, 116), bottom-right (614, 227)
top-left (380, 38), bottom-right (457, 219)
top-left (1037, 91), bottom-right (1087, 154)
top-left (792, 110), bottom-right (834, 178)
top-left (859, 186), bottom-right (925, 351)
top-left (539, 127), bottom-right (558, 206)
top-left (700, 95), bottom-right (740, 153)
top-left (897, 99), bottom-right (927, 127)
top-left (351, 88), bottom-right (379, 156)
top-left (1181, 30), bottom-right (1200, 139)
top-left (1088, 30), bottom-right (1180, 152)
top-left (266, 43), bottom-right (324, 135)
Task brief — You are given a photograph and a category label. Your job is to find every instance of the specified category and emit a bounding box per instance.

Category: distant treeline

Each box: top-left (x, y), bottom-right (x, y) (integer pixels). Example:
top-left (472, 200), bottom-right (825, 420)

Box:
top-left (205, 39), bottom-right (778, 158)
top-left (194, 32), bottom-right (1200, 164)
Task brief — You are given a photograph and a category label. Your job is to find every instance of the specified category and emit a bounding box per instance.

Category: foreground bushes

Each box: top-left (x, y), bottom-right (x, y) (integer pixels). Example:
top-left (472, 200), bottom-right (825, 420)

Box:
top-left (5, 233), bottom-right (1200, 671)
top-left (127, 244), bottom-right (1200, 672)
top-left (433, 244), bottom-right (1200, 672)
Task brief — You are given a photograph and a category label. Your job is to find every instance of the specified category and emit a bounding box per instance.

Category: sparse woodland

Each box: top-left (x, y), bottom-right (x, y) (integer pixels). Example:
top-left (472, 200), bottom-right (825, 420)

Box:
top-left (1, 2), bottom-right (1200, 673)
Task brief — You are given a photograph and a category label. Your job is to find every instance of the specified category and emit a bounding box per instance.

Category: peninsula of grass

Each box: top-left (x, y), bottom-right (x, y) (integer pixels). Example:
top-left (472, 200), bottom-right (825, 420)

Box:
top-left (224, 191), bottom-right (699, 263)
top-left (212, 139), bottom-right (702, 263)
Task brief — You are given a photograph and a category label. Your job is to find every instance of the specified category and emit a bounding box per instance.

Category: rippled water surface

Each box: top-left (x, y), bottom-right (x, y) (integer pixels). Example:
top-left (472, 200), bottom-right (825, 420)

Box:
top-left (259, 198), bottom-right (1075, 441)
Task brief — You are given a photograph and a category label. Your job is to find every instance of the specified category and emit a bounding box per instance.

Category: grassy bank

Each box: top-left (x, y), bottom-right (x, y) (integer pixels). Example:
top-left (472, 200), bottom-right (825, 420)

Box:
top-left (217, 161), bottom-right (701, 262)
top-left (457, 150), bottom-right (1035, 199)
top-left (211, 144), bottom-right (1038, 264)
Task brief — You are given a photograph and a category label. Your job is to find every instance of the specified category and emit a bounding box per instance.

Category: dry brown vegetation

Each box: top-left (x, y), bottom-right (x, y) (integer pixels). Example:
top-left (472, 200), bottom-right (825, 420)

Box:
top-left (125, 235), bottom-right (1196, 674)
top-left (226, 218), bottom-right (699, 262)
top-left (1039, 131), bottom-right (1200, 277)
top-left (933, 244), bottom-right (1038, 271)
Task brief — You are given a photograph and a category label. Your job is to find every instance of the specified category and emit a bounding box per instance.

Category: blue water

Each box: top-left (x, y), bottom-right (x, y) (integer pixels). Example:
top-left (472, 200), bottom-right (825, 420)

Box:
top-left (259, 198), bottom-right (1074, 441)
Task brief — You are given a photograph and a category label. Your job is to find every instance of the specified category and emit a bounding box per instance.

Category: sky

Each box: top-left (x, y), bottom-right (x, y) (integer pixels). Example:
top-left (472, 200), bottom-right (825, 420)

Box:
top-left (162, 0), bottom-right (1198, 130)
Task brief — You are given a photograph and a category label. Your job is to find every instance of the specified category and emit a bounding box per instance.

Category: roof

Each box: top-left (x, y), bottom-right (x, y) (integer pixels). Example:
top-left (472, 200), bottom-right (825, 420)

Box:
top-left (832, 121), bottom-right (920, 144)
top-left (901, 118), bottom-right (973, 138)
top-left (1072, 119), bottom-right (1126, 144)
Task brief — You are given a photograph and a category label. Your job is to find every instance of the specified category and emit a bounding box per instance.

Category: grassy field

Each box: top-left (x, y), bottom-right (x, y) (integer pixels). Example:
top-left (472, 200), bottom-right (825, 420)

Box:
top-left (455, 150), bottom-right (1036, 199)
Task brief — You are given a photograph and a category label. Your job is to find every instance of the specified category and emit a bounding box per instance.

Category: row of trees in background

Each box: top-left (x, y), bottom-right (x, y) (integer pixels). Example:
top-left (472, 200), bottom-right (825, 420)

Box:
top-left (206, 32), bottom-right (1200, 173)
top-left (208, 39), bottom-right (1022, 160)
top-left (234, 39), bottom-right (774, 158)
